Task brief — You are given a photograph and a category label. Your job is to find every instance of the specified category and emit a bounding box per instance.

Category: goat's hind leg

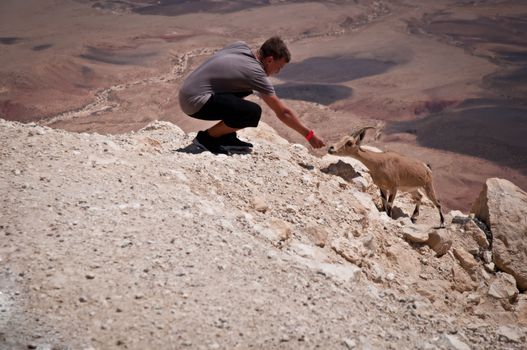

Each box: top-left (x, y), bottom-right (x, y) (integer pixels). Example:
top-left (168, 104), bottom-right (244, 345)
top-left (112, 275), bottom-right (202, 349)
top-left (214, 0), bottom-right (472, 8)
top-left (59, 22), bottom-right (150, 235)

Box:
top-left (424, 183), bottom-right (445, 228)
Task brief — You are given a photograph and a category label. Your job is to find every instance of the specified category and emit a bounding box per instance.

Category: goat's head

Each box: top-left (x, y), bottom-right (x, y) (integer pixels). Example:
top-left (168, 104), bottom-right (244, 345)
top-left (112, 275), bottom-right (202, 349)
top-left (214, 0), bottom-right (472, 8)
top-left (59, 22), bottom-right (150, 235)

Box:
top-left (328, 127), bottom-right (375, 155)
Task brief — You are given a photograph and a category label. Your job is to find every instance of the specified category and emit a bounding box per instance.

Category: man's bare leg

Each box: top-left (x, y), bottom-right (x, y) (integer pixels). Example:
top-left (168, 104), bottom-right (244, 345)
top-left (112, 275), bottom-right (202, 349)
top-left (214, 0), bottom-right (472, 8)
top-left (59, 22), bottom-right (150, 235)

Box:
top-left (206, 121), bottom-right (240, 138)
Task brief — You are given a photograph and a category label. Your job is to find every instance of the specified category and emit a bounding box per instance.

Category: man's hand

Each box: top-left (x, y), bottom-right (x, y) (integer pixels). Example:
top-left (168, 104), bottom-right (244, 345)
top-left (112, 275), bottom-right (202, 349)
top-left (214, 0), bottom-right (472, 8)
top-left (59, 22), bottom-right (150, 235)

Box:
top-left (308, 134), bottom-right (326, 149)
top-left (261, 94), bottom-right (327, 149)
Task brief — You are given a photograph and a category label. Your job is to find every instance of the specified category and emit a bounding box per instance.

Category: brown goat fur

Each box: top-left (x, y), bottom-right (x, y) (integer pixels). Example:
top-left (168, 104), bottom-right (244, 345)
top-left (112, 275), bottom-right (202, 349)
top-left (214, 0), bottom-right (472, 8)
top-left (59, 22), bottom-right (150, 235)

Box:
top-left (328, 127), bottom-right (445, 227)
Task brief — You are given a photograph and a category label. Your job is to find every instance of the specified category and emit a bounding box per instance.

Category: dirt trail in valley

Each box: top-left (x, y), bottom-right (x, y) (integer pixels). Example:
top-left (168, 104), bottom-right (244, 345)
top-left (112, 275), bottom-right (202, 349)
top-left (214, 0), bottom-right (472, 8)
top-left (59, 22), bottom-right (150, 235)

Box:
top-left (40, 47), bottom-right (214, 126)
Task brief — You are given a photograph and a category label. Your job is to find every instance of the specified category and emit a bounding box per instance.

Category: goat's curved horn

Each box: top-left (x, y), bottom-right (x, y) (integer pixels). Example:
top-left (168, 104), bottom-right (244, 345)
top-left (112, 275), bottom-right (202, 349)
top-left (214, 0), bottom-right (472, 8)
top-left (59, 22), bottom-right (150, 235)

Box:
top-left (351, 126), bottom-right (375, 141)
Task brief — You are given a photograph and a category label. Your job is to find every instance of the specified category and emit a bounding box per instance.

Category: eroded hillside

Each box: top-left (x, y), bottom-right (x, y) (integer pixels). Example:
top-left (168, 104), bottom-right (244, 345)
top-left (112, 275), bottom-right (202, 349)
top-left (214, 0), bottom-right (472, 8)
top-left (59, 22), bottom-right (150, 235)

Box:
top-left (1, 119), bottom-right (525, 349)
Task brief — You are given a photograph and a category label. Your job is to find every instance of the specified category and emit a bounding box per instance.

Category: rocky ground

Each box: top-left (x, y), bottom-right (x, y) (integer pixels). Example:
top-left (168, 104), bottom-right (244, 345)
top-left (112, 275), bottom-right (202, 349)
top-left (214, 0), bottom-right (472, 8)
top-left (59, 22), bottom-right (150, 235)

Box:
top-left (1, 119), bottom-right (526, 349)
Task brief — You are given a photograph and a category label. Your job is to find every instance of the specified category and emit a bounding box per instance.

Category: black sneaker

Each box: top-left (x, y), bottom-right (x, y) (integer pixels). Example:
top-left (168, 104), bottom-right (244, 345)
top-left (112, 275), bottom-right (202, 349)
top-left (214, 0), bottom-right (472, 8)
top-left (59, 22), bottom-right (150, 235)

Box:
top-left (193, 130), bottom-right (230, 155)
top-left (218, 132), bottom-right (253, 150)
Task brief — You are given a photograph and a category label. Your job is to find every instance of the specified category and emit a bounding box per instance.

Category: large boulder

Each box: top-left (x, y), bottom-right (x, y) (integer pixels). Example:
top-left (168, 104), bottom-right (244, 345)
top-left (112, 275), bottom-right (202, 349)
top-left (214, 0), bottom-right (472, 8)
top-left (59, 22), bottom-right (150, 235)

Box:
top-left (471, 178), bottom-right (527, 291)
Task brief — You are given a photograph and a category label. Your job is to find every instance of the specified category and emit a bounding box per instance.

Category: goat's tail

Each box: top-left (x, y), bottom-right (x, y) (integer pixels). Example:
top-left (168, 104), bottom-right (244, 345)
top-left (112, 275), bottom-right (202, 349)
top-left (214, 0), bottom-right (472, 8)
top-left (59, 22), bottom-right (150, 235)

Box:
top-left (426, 163), bottom-right (432, 170)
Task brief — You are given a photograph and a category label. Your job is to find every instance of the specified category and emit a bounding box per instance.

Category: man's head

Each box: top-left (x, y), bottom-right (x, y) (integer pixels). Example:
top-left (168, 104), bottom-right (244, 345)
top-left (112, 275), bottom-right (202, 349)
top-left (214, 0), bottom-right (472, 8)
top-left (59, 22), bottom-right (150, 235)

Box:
top-left (258, 36), bottom-right (291, 76)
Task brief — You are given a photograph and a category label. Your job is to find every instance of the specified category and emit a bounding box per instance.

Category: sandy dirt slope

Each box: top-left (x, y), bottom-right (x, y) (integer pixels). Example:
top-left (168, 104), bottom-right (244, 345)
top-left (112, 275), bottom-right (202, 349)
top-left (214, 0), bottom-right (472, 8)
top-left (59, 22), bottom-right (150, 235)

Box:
top-left (1, 119), bottom-right (526, 349)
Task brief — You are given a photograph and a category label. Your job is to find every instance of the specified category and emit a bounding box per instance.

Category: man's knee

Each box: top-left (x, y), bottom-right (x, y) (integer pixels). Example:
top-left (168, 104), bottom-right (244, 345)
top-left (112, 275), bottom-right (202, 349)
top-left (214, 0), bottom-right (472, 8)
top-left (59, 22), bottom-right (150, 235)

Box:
top-left (245, 103), bottom-right (262, 127)
top-left (226, 102), bottom-right (261, 128)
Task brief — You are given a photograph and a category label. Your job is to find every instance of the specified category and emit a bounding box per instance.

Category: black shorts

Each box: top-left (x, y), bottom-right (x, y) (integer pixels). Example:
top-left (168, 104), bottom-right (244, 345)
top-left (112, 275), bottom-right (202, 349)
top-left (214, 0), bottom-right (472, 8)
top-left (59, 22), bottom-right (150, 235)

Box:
top-left (190, 92), bottom-right (262, 129)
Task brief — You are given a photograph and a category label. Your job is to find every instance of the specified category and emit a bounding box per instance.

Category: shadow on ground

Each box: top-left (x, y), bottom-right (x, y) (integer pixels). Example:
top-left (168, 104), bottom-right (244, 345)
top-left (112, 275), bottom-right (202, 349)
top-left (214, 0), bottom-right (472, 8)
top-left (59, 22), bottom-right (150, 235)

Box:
top-left (278, 55), bottom-right (399, 84)
top-left (274, 83), bottom-right (352, 105)
top-left (129, 0), bottom-right (355, 16)
top-left (385, 99), bottom-right (527, 175)
top-left (175, 143), bottom-right (253, 156)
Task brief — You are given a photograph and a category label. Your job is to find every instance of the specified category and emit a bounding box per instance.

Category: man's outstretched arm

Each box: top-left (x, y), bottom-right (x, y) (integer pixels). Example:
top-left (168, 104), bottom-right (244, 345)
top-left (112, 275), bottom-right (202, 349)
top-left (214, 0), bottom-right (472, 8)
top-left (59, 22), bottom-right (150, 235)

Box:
top-left (261, 94), bottom-right (325, 148)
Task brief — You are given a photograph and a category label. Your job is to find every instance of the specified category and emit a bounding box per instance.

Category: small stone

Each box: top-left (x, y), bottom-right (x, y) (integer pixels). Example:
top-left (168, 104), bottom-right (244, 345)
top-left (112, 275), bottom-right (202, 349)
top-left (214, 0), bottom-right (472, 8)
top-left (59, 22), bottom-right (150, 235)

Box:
top-left (305, 225), bottom-right (328, 247)
top-left (352, 176), bottom-right (369, 191)
top-left (402, 226), bottom-right (429, 244)
top-left (367, 261), bottom-right (384, 283)
top-left (443, 334), bottom-right (471, 350)
top-left (427, 230), bottom-right (452, 257)
top-left (451, 265), bottom-right (476, 292)
top-left (330, 237), bottom-right (363, 266)
top-left (466, 293), bottom-right (481, 304)
top-left (479, 267), bottom-right (492, 281)
top-left (270, 219), bottom-right (292, 242)
top-left (464, 220), bottom-right (489, 249)
top-left (120, 240), bottom-right (132, 248)
top-left (497, 325), bottom-right (522, 343)
top-left (266, 250), bottom-right (277, 259)
top-left (484, 263), bottom-right (495, 273)
top-left (241, 244), bottom-right (253, 256)
top-left (488, 272), bottom-right (519, 303)
top-left (517, 295), bottom-right (527, 325)
top-left (320, 160), bottom-right (359, 182)
top-left (482, 250), bottom-right (492, 264)
top-left (453, 247), bottom-right (478, 271)
top-left (85, 273), bottom-right (95, 280)
top-left (343, 338), bottom-right (357, 349)
top-left (361, 234), bottom-right (376, 251)
top-left (451, 211), bottom-right (470, 224)
top-left (299, 162), bottom-right (315, 170)
top-left (252, 196), bottom-right (269, 213)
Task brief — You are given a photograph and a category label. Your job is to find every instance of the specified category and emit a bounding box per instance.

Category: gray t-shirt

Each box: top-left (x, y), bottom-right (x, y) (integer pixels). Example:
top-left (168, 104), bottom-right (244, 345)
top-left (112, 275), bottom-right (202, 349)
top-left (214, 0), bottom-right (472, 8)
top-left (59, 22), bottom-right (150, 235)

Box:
top-left (179, 41), bottom-right (275, 115)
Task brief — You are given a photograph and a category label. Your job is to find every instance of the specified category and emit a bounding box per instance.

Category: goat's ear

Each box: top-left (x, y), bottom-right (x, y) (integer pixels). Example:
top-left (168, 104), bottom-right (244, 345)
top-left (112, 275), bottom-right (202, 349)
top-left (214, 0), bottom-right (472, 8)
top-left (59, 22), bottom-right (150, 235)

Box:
top-left (351, 126), bottom-right (375, 143)
top-left (358, 130), bottom-right (367, 142)
top-left (357, 126), bottom-right (375, 144)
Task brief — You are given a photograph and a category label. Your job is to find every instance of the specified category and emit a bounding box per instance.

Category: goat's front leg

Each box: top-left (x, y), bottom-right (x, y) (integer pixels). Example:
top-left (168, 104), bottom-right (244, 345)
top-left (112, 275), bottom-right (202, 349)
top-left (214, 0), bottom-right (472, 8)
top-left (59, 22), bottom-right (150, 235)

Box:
top-left (379, 189), bottom-right (389, 213)
top-left (387, 189), bottom-right (397, 218)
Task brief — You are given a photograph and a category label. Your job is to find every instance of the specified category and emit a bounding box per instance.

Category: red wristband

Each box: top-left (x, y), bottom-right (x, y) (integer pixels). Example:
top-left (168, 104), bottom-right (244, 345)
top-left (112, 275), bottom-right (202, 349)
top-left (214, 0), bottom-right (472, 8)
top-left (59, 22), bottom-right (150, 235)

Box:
top-left (305, 130), bottom-right (314, 141)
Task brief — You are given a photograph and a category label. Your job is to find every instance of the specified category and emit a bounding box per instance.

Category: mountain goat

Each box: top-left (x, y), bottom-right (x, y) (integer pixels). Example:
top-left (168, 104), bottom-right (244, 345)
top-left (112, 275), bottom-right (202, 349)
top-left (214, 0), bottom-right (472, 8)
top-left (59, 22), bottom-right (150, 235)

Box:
top-left (328, 127), bottom-right (445, 227)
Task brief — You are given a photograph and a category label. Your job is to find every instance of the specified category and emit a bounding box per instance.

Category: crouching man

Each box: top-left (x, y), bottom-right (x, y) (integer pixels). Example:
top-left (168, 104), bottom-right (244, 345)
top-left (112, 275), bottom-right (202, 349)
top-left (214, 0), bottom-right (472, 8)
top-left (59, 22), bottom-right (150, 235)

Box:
top-left (179, 36), bottom-right (325, 154)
